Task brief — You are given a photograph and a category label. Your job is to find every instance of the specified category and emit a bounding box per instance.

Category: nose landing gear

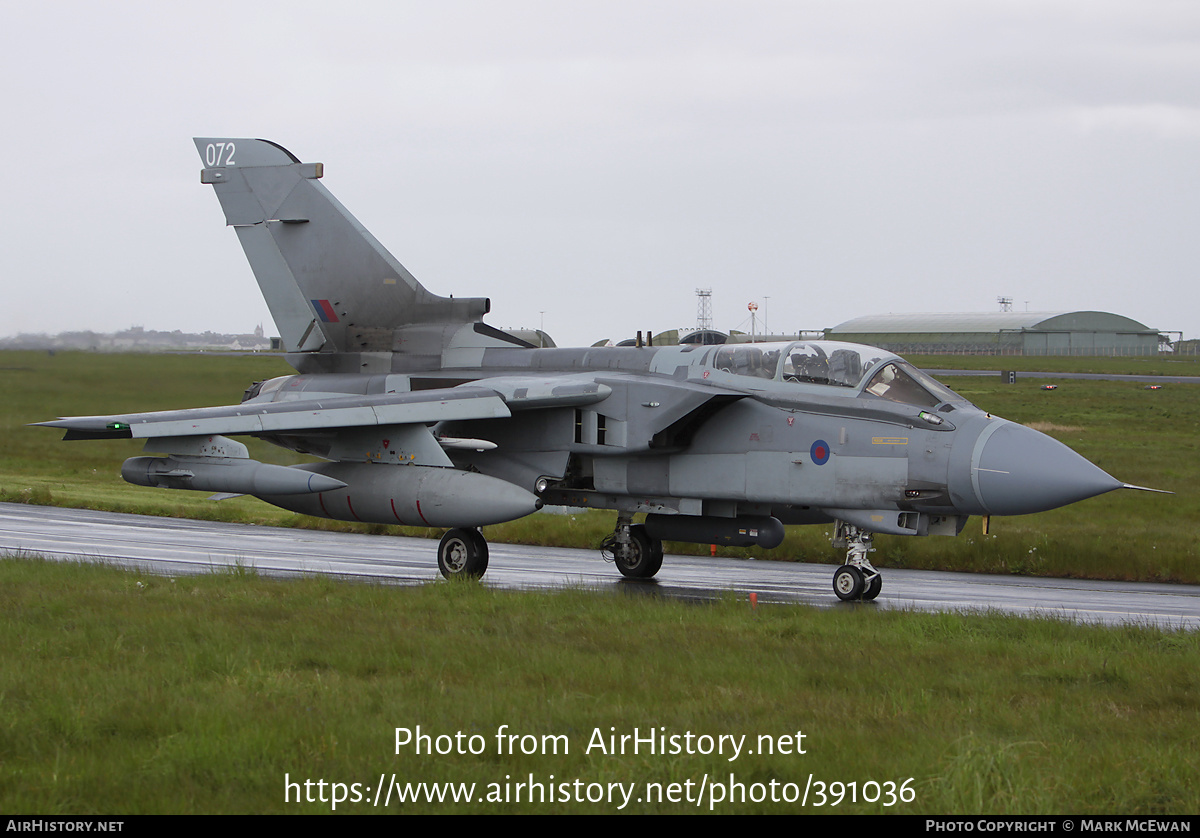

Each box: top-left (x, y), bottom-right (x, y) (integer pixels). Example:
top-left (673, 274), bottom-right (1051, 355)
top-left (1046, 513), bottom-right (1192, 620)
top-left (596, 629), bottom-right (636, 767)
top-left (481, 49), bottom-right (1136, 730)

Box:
top-left (832, 522), bottom-right (881, 601)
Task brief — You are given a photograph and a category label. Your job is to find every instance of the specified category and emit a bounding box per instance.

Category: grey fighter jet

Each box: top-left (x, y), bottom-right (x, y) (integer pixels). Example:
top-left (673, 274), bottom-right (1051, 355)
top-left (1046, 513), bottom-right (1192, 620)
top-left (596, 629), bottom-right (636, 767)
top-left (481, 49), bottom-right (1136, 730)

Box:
top-left (38, 138), bottom-right (1146, 600)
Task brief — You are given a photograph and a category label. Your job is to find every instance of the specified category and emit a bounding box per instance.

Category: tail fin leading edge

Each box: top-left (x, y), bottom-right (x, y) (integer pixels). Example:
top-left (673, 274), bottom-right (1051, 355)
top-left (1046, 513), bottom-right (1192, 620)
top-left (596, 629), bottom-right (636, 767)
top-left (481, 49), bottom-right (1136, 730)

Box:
top-left (194, 137), bottom-right (494, 365)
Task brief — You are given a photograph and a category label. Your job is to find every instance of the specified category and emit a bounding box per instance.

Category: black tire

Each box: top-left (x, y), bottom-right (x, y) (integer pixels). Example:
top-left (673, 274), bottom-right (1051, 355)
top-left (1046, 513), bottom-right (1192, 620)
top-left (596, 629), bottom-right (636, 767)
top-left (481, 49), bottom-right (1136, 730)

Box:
top-left (862, 573), bottom-right (882, 601)
top-left (438, 528), bottom-right (489, 579)
top-left (466, 528), bottom-right (489, 564)
top-left (833, 564), bottom-right (864, 601)
top-left (614, 524), bottom-right (664, 579)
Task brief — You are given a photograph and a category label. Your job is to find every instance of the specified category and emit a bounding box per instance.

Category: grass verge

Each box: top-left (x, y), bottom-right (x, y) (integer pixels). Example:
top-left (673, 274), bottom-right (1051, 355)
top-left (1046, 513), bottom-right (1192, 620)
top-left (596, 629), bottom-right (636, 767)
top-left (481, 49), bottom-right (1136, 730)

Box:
top-left (1, 557), bottom-right (1197, 814)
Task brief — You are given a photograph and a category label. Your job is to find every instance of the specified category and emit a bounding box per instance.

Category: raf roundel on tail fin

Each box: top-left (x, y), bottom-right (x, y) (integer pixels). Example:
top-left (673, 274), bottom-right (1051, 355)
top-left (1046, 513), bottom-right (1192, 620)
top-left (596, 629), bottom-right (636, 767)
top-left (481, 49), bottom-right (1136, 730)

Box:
top-left (193, 137), bottom-right (526, 372)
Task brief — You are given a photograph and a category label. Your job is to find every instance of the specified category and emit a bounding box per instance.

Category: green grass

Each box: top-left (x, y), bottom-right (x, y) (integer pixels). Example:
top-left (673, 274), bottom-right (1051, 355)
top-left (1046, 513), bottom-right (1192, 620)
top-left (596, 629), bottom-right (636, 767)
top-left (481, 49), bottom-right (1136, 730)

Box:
top-left (906, 353), bottom-right (1200, 376)
top-left (3, 350), bottom-right (1198, 583)
top-left (1, 557), bottom-right (1197, 815)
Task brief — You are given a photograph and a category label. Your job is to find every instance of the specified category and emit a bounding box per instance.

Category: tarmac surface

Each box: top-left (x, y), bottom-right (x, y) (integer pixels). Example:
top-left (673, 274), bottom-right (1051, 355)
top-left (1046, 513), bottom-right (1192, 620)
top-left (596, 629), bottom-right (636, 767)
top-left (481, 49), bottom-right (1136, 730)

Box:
top-left (3, 502), bottom-right (1198, 630)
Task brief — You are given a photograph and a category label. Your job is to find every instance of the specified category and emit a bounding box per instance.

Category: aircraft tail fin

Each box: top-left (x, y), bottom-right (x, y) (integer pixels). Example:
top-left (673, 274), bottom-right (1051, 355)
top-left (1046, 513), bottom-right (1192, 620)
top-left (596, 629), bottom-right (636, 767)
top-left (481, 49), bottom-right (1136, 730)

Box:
top-left (194, 138), bottom-right (523, 369)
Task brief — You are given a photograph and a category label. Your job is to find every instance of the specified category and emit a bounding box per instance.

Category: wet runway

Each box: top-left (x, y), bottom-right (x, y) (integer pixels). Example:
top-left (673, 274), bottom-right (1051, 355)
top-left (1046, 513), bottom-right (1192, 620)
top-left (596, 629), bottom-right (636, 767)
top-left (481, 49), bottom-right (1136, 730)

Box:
top-left (2, 502), bottom-right (1198, 630)
top-left (929, 368), bottom-right (1200, 384)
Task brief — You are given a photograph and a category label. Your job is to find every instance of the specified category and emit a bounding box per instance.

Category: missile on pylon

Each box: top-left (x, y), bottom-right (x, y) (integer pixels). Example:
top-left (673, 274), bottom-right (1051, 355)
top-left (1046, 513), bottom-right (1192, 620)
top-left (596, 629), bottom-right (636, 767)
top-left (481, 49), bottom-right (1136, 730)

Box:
top-left (122, 456), bottom-right (348, 496)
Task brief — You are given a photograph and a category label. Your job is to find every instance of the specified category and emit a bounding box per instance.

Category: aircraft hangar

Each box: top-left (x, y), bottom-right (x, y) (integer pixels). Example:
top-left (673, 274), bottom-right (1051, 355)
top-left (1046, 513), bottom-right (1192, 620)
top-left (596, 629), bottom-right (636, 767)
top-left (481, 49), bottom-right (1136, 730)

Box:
top-left (825, 311), bottom-right (1162, 356)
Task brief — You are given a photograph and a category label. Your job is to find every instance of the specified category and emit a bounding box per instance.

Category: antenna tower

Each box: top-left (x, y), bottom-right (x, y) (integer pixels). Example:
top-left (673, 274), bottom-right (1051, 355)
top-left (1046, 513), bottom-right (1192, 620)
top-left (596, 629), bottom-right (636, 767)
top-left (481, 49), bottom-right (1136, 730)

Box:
top-left (695, 288), bottom-right (713, 331)
top-left (997, 296), bottom-right (1013, 312)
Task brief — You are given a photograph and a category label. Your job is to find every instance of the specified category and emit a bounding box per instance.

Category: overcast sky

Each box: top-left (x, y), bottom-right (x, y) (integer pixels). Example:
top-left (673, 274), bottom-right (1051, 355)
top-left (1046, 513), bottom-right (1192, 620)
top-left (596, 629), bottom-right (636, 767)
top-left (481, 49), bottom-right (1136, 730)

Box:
top-left (3, 1), bottom-right (1198, 346)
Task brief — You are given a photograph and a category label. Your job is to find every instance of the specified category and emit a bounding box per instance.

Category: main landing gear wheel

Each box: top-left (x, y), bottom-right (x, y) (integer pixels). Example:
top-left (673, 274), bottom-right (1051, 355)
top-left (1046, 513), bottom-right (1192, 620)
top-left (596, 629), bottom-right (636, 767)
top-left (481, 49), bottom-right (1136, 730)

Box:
top-left (833, 564), bottom-right (864, 601)
top-left (605, 522), bottom-right (664, 579)
top-left (437, 528), bottom-right (489, 579)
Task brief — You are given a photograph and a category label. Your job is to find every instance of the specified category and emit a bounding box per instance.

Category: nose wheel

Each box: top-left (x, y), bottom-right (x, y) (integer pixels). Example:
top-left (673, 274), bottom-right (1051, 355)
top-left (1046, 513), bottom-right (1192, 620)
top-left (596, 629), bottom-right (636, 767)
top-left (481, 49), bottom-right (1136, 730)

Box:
top-left (832, 522), bottom-right (882, 601)
top-left (833, 564), bottom-right (863, 599)
top-left (862, 572), bottom-right (882, 600)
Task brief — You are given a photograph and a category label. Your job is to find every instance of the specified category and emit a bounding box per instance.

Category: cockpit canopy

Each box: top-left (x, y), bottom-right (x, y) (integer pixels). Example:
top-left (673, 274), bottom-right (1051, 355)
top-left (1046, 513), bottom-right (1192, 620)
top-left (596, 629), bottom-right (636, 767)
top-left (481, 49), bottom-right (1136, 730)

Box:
top-left (707, 341), bottom-right (964, 408)
top-left (710, 341), bottom-right (887, 387)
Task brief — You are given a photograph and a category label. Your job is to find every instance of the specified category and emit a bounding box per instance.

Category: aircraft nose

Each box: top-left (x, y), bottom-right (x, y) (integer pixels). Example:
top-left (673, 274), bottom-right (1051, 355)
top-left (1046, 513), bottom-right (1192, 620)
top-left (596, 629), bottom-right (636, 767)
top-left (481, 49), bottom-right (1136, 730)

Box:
top-left (973, 422), bottom-right (1121, 515)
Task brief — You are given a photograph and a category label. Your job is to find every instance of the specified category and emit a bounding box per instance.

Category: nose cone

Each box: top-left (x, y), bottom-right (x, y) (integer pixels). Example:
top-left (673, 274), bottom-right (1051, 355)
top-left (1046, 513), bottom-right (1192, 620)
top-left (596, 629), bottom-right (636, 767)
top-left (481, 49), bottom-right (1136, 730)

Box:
top-left (974, 422), bottom-right (1121, 515)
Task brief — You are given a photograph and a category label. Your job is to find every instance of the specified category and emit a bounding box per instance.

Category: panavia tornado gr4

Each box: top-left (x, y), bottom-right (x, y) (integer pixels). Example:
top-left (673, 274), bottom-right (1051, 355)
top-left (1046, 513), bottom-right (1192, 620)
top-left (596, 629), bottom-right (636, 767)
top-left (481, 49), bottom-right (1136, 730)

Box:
top-left (38, 138), bottom-right (1152, 600)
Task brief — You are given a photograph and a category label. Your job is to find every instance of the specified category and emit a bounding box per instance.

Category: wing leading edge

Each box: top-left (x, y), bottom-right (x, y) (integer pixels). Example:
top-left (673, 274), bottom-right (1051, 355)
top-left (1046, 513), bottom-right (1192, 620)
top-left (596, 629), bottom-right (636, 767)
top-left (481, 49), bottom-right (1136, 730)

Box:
top-left (35, 388), bottom-right (511, 440)
top-left (34, 376), bottom-right (617, 441)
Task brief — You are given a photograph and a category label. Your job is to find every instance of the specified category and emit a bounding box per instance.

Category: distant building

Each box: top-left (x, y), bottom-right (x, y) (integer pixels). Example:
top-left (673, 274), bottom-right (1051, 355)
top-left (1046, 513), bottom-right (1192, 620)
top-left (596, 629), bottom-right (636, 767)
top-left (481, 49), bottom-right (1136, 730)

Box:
top-left (825, 311), bottom-right (1162, 356)
top-left (503, 329), bottom-right (556, 348)
top-left (0, 326), bottom-right (276, 353)
top-left (679, 329), bottom-right (728, 345)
